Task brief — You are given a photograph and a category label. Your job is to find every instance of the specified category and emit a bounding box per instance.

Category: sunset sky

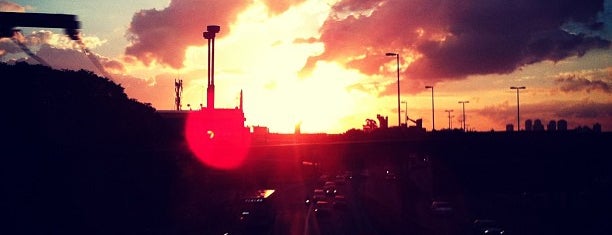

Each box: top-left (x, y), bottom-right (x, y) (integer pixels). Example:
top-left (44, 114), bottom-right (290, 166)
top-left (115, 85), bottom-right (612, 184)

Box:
top-left (2, 0), bottom-right (611, 133)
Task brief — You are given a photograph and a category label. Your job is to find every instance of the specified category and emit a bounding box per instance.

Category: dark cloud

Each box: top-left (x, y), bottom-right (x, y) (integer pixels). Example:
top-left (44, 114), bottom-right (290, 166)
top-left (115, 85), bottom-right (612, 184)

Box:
top-left (555, 101), bottom-right (612, 119)
top-left (303, 0), bottom-right (611, 93)
top-left (555, 73), bottom-right (611, 93)
top-left (102, 58), bottom-right (126, 74)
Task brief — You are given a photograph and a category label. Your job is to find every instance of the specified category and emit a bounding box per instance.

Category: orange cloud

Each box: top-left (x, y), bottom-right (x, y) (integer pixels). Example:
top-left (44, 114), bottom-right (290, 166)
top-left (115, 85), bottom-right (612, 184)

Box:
top-left (125, 0), bottom-right (308, 69)
top-left (0, 0), bottom-right (28, 12)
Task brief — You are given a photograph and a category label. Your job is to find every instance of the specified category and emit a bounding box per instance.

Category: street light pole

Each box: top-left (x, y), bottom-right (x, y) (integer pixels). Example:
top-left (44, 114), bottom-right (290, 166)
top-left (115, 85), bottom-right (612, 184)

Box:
top-left (401, 100), bottom-right (407, 126)
top-left (203, 25), bottom-right (220, 109)
top-left (458, 101), bottom-right (469, 132)
top-left (444, 109), bottom-right (453, 130)
top-left (386, 52), bottom-right (400, 127)
top-left (425, 86), bottom-right (434, 131)
top-left (510, 86), bottom-right (526, 131)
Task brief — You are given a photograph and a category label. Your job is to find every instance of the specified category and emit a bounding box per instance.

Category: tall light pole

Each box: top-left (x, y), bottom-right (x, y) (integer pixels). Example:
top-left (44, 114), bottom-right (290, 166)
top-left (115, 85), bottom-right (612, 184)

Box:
top-left (458, 101), bottom-right (469, 132)
top-left (386, 52), bottom-right (400, 127)
top-left (203, 25), bottom-right (220, 109)
top-left (444, 109), bottom-right (453, 130)
top-left (425, 86), bottom-right (434, 131)
top-left (510, 86), bottom-right (526, 131)
top-left (401, 100), bottom-right (408, 126)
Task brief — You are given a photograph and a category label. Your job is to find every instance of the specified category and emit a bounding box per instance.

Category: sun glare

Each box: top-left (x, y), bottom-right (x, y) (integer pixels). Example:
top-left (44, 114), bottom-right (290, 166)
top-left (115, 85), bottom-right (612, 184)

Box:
top-left (184, 111), bottom-right (251, 170)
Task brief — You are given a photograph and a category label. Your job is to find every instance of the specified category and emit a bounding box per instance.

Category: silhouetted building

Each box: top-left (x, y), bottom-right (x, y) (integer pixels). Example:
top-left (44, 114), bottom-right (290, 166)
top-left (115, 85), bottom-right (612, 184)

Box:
top-left (533, 119), bottom-right (544, 131)
top-left (506, 124), bottom-right (514, 132)
top-left (158, 107), bottom-right (248, 140)
top-left (593, 123), bottom-right (602, 133)
top-left (576, 125), bottom-right (592, 133)
top-left (377, 114), bottom-right (388, 129)
top-left (558, 119), bottom-right (568, 131)
top-left (547, 120), bottom-right (557, 132)
top-left (253, 126), bottom-right (269, 135)
top-left (525, 119), bottom-right (533, 131)
top-left (252, 125), bottom-right (269, 143)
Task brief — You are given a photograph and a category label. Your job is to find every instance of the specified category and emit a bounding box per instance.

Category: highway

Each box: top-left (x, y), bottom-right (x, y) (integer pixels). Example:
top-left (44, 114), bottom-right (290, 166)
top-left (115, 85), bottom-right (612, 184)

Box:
top-left (168, 136), bottom-right (611, 235)
top-left (181, 147), bottom-right (467, 235)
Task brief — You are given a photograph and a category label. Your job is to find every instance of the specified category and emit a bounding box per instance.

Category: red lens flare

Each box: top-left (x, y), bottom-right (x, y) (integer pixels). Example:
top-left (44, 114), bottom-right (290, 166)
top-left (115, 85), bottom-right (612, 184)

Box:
top-left (184, 111), bottom-right (251, 170)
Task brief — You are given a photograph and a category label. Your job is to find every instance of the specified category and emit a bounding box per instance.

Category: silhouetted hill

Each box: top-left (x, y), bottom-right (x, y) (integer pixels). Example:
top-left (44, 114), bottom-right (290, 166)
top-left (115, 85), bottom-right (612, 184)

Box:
top-left (1, 63), bottom-right (177, 234)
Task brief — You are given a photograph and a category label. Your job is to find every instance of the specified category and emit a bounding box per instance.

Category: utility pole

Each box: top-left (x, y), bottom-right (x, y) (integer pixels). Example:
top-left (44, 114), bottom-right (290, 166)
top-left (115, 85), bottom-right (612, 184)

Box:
top-left (445, 109), bottom-right (453, 130)
top-left (425, 86), bottom-right (434, 131)
top-left (458, 100), bottom-right (469, 132)
top-left (510, 86), bottom-right (526, 131)
top-left (386, 52), bottom-right (401, 127)
top-left (401, 100), bottom-right (408, 126)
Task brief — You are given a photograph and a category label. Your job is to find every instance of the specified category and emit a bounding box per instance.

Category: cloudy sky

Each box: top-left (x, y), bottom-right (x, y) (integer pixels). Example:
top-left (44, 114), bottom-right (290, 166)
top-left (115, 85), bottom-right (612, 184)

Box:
top-left (1, 0), bottom-right (611, 133)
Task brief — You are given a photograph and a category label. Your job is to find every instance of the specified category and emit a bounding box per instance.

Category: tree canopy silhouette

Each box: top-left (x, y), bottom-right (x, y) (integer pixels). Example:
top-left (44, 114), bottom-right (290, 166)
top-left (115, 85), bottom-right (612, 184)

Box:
top-left (1, 62), bottom-right (176, 234)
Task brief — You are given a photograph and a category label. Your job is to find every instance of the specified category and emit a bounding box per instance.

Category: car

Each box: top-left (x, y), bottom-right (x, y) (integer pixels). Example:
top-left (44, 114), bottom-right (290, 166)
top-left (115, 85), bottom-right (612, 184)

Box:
top-left (430, 200), bottom-right (453, 215)
top-left (480, 227), bottom-right (506, 235)
top-left (472, 219), bottom-right (506, 235)
top-left (238, 189), bottom-right (277, 229)
top-left (343, 170), bottom-right (354, 180)
top-left (332, 195), bottom-right (348, 210)
top-left (323, 181), bottom-right (337, 196)
top-left (334, 174), bottom-right (346, 184)
top-left (308, 189), bottom-right (326, 204)
top-left (313, 200), bottom-right (333, 217)
top-left (318, 174), bottom-right (330, 184)
top-left (385, 169), bottom-right (398, 180)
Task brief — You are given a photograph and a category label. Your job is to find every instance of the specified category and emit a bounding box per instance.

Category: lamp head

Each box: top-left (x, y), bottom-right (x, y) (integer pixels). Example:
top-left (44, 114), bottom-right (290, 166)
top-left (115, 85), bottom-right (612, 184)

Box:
top-left (206, 25), bottom-right (220, 33)
top-left (203, 31), bottom-right (214, 39)
top-left (385, 52), bottom-right (398, 56)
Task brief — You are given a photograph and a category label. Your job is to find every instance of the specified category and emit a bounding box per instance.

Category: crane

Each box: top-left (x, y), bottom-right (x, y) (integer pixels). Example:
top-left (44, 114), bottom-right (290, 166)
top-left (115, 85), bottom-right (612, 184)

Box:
top-left (0, 12), bottom-right (111, 78)
top-left (406, 116), bottom-right (423, 129)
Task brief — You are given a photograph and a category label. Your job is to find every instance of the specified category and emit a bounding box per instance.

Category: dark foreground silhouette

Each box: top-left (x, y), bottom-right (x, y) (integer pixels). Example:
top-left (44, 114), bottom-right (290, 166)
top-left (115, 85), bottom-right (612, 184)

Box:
top-left (2, 63), bottom-right (610, 235)
top-left (2, 63), bottom-right (177, 234)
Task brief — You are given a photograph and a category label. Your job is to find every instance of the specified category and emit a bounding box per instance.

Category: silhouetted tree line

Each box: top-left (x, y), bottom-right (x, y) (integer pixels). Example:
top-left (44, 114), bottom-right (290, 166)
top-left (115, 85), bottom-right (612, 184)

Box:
top-left (2, 62), bottom-right (178, 234)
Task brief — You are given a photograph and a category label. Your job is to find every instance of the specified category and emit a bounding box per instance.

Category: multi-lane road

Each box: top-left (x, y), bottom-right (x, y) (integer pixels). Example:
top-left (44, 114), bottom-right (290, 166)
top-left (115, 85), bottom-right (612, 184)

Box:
top-left (172, 137), bottom-right (611, 235)
top-left (195, 147), bottom-right (470, 235)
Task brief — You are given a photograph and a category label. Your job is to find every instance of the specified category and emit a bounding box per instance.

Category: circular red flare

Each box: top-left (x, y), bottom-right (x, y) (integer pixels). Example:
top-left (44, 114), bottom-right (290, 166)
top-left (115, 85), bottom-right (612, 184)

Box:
top-left (184, 111), bottom-right (250, 170)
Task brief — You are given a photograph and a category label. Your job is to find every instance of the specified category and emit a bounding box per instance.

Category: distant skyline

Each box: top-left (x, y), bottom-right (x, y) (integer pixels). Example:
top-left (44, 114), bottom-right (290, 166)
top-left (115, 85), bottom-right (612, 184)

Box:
top-left (1, 0), bottom-right (611, 133)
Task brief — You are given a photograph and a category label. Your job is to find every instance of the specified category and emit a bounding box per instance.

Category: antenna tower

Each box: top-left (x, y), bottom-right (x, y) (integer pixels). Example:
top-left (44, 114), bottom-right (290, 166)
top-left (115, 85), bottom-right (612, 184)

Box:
top-left (175, 79), bottom-right (183, 111)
